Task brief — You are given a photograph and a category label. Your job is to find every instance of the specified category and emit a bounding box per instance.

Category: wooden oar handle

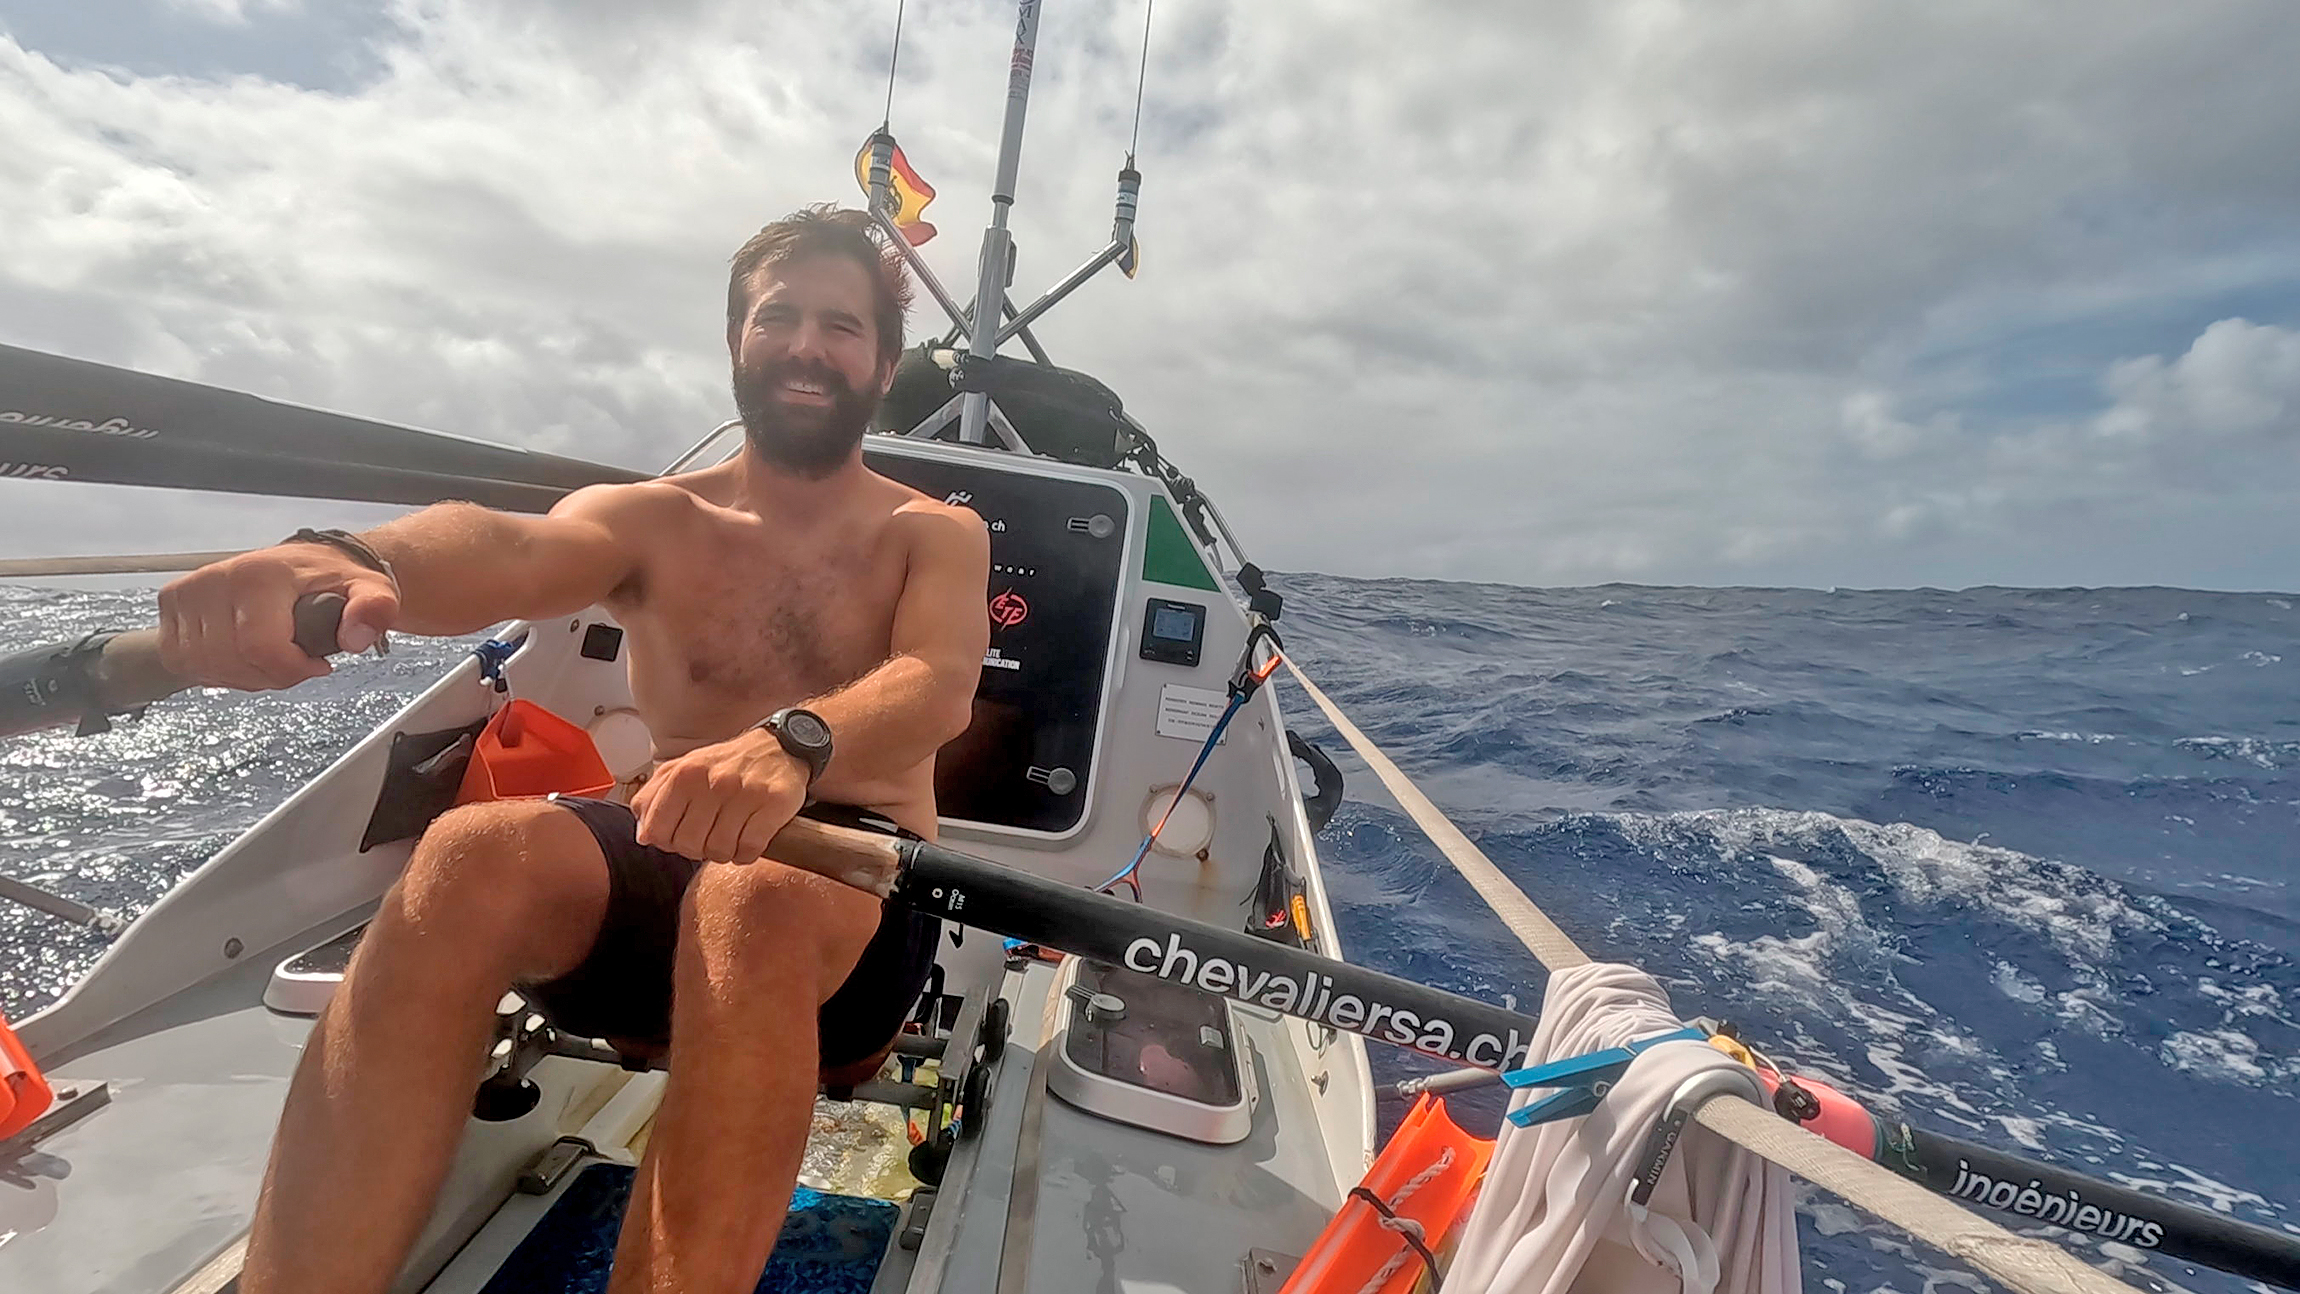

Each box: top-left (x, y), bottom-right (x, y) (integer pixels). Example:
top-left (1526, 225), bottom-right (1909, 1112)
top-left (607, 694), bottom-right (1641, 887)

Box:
top-left (762, 816), bottom-right (906, 899)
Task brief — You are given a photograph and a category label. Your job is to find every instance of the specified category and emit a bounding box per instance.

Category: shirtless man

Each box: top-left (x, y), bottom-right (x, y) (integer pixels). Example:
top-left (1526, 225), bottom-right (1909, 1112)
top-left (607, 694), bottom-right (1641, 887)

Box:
top-left (156, 205), bottom-right (990, 1293)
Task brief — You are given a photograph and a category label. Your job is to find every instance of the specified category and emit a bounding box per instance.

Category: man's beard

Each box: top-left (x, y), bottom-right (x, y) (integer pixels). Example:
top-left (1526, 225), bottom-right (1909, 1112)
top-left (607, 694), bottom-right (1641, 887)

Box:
top-left (733, 355), bottom-right (880, 479)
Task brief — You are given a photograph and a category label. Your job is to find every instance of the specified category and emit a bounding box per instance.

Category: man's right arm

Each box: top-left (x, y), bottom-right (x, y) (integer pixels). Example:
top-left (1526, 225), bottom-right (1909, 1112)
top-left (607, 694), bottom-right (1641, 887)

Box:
top-left (360, 485), bottom-right (655, 635)
top-left (157, 483), bottom-right (659, 692)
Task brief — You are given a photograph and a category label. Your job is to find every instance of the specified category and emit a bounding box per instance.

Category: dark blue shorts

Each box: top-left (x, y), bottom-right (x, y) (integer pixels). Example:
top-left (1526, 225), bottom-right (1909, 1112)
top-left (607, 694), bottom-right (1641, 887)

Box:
top-left (519, 797), bottom-right (942, 1070)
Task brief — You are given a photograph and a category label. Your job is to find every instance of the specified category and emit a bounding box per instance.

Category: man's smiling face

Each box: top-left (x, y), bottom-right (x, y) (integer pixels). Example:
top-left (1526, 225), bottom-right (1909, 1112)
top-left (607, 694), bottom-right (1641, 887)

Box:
top-left (730, 253), bottom-right (889, 477)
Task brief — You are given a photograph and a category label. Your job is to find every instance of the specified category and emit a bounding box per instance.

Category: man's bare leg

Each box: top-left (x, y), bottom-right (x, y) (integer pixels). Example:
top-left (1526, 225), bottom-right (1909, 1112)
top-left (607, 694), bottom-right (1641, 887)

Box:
top-left (605, 859), bottom-right (885, 1293)
top-left (242, 800), bottom-right (611, 1294)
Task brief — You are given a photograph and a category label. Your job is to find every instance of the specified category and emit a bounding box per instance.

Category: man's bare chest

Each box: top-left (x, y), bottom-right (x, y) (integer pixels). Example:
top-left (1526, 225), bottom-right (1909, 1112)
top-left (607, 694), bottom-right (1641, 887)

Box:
top-left (620, 527), bottom-right (906, 715)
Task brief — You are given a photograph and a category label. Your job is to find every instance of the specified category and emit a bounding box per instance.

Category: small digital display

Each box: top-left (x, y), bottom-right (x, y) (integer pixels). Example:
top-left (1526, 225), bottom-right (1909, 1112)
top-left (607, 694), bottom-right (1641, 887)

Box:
top-left (1138, 598), bottom-right (1206, 668)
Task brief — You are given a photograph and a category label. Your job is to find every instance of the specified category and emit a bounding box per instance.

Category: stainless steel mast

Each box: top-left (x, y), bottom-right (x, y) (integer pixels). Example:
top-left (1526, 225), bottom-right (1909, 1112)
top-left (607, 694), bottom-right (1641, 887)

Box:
top-left (959, 0), bottom-right (1043, 445)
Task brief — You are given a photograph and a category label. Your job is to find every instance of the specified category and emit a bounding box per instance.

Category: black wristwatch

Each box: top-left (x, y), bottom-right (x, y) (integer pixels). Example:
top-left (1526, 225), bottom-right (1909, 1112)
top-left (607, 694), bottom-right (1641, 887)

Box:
top-left (755, 707), bottom-right (833, 785)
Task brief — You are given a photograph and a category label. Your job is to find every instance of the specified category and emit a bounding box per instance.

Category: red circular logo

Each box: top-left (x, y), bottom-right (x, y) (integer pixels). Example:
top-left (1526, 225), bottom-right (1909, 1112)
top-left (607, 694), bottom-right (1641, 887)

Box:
top-left (989, 589), bottom-right (1029, 629)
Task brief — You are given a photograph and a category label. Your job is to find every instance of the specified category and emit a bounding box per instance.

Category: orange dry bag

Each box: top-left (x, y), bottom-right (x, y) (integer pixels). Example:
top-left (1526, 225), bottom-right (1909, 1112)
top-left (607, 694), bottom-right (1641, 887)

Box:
top-left (454, 699), bottom-right (615, 804)
top-left (0, 1010), bottom-right (53, 1141)
top-left (1281, 1094), bottom-right (1494, 1294)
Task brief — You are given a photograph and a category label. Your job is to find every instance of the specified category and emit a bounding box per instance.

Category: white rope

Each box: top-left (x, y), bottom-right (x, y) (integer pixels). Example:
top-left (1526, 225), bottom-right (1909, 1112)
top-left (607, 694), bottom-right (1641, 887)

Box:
top-left (1282, 658), bottom-right (2141, 1294)
top-left (1353, 1146), bottom-right (1456, 1294)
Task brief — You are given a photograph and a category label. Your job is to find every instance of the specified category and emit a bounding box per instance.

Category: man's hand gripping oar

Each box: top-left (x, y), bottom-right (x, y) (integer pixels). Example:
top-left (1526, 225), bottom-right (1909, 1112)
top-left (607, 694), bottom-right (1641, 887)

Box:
top-left (0, 538), bottom-right (394, 739)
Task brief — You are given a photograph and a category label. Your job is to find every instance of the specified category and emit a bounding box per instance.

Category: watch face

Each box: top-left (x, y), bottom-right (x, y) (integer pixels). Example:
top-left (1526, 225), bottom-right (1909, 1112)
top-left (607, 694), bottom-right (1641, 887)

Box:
top-left (781, 710), bottom-right (831, 748)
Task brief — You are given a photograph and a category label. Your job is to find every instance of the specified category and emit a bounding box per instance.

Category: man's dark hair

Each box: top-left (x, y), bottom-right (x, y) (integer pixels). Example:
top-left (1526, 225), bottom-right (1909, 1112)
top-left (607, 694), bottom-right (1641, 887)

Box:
top-left (726, 205), bottom-right (911, 370)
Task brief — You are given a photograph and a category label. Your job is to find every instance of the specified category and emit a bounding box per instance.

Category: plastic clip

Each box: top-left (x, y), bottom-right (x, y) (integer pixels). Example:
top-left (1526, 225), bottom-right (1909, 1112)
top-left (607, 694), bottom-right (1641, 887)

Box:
top-left (1500, 1026), bottom-right (1707, 1129)
top-left (472, 634), bottom-right (528, 694)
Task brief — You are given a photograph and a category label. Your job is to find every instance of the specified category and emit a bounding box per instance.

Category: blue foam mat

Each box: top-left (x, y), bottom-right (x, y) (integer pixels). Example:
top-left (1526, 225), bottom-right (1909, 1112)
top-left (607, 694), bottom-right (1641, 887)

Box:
top-left (479, 1163), bottom-right (897, 1294)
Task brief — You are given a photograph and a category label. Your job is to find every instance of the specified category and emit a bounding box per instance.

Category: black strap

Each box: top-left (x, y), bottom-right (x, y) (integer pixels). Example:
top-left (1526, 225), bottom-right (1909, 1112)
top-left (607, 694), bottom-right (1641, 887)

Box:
top-left (1346, 1185), bottom-right (1441, 1285)
top-left (280, 527), bottom-right (392, 576)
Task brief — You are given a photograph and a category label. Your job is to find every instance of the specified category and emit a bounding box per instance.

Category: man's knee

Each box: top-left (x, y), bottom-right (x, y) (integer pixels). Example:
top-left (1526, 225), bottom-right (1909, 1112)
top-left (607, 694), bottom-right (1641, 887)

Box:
top-left (389, 798), bottom-right (608, 974)
top-left (681, 860), bottom-right (881, 1000)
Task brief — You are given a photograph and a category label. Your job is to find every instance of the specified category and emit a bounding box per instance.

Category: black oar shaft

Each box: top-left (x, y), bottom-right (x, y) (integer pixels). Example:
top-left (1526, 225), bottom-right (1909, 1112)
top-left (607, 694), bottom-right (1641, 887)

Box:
top-left (893, 838), bottom-right (1542, 1071)
top-left (0, 342), bottom-right (642, 492)
top-left (2, 424), bottom-right (576, 512)
top-left (0, 875), bottom-right (122, 935)
top-left (1890, 1125), bottom-right (2300, 1290)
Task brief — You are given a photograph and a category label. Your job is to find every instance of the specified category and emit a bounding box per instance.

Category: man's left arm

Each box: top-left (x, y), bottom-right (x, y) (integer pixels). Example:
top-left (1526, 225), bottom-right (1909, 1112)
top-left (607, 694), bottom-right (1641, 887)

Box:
top-left (804, 506), bottom-right (992, 786)
top-left (634, 505), bottom-right (989, 863)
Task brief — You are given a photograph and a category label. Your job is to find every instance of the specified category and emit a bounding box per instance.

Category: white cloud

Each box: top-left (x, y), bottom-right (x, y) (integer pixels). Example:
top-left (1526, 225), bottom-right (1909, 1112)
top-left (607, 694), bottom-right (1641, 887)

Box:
top-left (1, 0), bottom-right (2297, 589)
top-left (2095, 318), bottom-right (2300, 442)
top-left (162, 0), bottom-right (301, 25)
top-left (1840, 391), bottom-right (1956, 462)
top-left (159, 0), bottom-right (305, 24)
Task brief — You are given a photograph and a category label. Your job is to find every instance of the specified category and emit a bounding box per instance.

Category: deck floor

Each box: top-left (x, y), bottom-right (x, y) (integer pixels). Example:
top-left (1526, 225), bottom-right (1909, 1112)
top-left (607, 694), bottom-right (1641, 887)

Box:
top-left (1, 946), bottom-right (307, 1293)
top-left (2, 941), bottom-right (1355, 1294)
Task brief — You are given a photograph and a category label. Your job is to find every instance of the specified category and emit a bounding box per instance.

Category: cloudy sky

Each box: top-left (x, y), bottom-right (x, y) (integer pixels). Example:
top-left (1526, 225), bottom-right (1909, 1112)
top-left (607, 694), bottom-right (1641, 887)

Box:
top-left (3, 0), bottom-right (2298, 590)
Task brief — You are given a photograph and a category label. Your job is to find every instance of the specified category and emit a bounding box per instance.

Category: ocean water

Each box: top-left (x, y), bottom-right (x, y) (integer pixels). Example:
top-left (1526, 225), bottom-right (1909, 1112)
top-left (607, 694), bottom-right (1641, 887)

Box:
top-left (3, 577), bottom-right (2296, 1294)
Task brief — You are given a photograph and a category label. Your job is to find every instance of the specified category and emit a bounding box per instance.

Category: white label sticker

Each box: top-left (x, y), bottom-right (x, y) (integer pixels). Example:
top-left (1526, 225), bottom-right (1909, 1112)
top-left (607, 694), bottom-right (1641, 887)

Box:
top-left (1157, 684), bottom-right (1230, 743)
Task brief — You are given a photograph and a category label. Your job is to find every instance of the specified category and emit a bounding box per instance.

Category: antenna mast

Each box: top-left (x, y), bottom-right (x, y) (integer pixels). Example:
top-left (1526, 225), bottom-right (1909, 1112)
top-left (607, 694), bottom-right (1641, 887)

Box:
top-left (959, 0), bottom-right (1044, 445)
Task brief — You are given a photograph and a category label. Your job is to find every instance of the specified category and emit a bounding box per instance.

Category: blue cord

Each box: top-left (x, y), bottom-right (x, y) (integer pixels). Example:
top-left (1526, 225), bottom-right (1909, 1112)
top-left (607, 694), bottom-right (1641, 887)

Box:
top-left (1093, 689), bottom-right (1247, 896)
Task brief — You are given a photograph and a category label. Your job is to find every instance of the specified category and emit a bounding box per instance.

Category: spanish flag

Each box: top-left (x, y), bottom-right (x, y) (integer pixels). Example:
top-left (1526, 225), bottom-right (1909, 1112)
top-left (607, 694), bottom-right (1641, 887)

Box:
top-left (855, 136), bottom-right (938, 247)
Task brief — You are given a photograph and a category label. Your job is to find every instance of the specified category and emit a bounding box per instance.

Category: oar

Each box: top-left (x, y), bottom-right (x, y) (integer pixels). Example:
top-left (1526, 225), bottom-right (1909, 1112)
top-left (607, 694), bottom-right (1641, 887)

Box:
top-left (0, 875), bottom-right (124, 936)
top-left (0, 342), bottom-right (647, 509)
top-left (0, 593), bottom-right (346, 739)
top-left (765, 818), bottom-right (2300, 1293)
top-left (2, 424), bottom-right (584, 512)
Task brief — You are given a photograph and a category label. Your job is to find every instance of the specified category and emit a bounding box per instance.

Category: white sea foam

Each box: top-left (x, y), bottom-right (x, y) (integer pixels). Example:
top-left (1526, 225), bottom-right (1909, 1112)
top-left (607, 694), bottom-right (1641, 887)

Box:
top-left (1993, 960), bottom-right (2047, 1003)
top-left (2194, 976), bottom-right (2300, 1031)
top-left (2175, 735), bottom-right (2300, 768)
top-left (2049, 985), bottom-right (2125, 1038)
top-left (1804, 1197), bottom-right (1868, 1238)
top-left (2109, 1160), bottom-right (2277, 1217)
top-left (1908, 1261), bottom-right (1993, 1294)
top-left (1622, 805), bottom-right (2177, 974)
top-left (2159, 1028), bottom-right (2289, 1084)
top-left (1995, 1114), bottom-right (2049, 1150)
